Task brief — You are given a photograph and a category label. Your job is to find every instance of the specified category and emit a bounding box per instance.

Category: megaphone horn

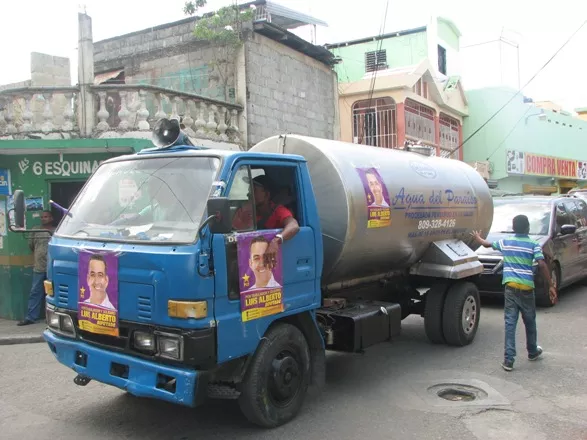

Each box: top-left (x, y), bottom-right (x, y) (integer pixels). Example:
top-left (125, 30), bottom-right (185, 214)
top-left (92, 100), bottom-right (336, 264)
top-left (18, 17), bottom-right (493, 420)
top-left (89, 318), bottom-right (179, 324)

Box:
top-left (152, 118), bottom-right (180, 148)
top-left (152, 118), bottom-right (195, 148)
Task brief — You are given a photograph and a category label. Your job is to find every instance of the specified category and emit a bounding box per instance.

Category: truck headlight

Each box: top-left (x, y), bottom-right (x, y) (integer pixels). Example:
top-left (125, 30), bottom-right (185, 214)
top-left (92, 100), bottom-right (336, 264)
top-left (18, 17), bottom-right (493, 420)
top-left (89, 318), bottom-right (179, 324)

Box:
top-left (60, 315), bottom-right (75, 334)
top-left (156, 332), bottom-right (183, 360)
top-left (47, 309), bottom-right (60, 329)
top-left (133, 331), bottom-right (155, 352)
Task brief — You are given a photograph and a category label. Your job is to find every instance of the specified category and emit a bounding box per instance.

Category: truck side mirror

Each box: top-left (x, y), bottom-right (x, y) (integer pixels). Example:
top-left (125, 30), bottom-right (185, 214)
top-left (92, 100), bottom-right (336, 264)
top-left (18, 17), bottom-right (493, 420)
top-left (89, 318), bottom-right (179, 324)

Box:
top-left (12, 190), bottom-right (25, 229)
top-left (207, 197), bottom-right (232, 234)
top-left (560, 224), bottom-right (577, 235)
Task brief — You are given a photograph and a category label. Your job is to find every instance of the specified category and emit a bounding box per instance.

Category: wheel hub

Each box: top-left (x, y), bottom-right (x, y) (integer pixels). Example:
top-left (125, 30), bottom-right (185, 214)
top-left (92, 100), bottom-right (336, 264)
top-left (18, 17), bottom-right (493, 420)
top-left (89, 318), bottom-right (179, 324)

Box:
top-left (461, 295), bottom-right (477, 334)
top-left (270, 352), bottom-right (301, 404)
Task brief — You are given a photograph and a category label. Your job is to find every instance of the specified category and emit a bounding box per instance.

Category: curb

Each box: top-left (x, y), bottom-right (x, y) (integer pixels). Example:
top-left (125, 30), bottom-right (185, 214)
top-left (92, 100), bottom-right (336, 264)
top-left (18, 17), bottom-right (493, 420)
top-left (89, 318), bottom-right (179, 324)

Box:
top-left (0, 335), bottom-right (45, 346)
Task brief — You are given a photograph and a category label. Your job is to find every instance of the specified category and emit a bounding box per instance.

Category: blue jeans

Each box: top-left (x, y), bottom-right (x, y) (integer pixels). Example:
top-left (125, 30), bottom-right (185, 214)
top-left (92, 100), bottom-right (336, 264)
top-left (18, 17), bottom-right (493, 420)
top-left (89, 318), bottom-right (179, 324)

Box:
top-left (25, 271), bottom-right (46, 322)
top-left (504, 285), bottom-right (539, 363)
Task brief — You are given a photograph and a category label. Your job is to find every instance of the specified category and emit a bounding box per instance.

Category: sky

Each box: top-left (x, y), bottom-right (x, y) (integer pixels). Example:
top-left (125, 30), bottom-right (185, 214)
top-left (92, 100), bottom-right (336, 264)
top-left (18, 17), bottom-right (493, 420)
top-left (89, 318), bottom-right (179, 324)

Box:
top-left (1, 0), bottom-right (586, 111)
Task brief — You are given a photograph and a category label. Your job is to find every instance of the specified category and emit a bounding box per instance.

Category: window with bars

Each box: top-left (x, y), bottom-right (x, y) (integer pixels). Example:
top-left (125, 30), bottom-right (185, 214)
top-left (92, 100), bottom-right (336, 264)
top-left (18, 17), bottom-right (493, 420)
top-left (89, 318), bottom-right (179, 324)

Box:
top-left (365, 50), bottom-right (388, 73)
top-left (352, 97), bottom-right (397, 149)
top-left (440, 113), bottom-right (460, 159)
top-left (405, 98), bottom-right (435, 143)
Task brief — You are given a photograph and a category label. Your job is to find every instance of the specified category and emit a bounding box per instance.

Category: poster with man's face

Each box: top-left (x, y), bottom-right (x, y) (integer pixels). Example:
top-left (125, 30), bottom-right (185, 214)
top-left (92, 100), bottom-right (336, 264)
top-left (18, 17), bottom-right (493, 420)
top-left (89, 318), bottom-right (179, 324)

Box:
top-left (237, 230), bottom-right (284, 322)
top-left (78, 250), bottom-right (119, 337)
top-left (356, 167), bottom-right (392, 229)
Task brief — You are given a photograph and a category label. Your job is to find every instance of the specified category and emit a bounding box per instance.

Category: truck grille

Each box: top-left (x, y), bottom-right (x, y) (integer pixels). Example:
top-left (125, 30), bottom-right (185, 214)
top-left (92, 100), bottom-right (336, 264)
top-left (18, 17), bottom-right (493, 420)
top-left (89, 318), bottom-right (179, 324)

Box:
top-left (57, 284), bottom-right (69, 307)
top-left (137, 296), bottom-right (152, 321)
top-left (480, 258), bottom-right (502, 274)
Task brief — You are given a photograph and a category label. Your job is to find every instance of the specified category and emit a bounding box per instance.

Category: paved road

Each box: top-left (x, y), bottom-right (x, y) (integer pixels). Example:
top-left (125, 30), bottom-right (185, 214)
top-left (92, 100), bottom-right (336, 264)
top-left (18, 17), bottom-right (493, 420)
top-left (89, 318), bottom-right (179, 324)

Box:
top-left (1, 286), bottom-right (586, 440)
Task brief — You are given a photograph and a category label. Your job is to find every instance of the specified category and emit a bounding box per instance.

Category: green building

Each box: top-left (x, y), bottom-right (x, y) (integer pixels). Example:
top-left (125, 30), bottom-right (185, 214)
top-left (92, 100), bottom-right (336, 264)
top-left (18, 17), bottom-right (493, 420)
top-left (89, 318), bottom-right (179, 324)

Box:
top-left (462, 87), bottom-right (587, 195)
top-left (0, 139), bottom-right (153, 319)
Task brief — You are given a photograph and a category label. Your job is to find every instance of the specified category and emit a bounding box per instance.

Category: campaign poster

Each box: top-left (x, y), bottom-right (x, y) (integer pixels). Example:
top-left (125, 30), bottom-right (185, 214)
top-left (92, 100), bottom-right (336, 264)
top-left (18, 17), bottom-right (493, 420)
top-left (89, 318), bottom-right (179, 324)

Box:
top-left (77, 250), bottom-right (119, 337)
top-left (237, 230), bottom-right (284, 322)
top-left (356, 167), bottom-right (391, 228)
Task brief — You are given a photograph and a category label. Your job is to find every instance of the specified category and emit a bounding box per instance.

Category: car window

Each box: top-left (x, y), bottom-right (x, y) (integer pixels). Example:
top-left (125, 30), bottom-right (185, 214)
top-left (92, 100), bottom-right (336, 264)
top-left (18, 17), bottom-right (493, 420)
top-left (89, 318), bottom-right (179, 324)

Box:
top-left (555, 202), bottom-right (574, 233)
top-left (572, 199), bottom-right (587, 227)
top-left (563, 199), bottom-right (583, 228)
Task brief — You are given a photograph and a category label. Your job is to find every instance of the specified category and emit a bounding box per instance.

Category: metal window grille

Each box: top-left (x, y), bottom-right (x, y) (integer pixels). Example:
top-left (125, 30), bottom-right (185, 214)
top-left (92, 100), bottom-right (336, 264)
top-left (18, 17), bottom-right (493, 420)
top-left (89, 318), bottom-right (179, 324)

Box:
top-left (405, 98), bottom-right (435, 143)
top-left (352, 97), bottom-right (397, 148)
top-left (365, 50), bottom-right (388, 73)
top-left (439, 113), bottom-right (460, 159)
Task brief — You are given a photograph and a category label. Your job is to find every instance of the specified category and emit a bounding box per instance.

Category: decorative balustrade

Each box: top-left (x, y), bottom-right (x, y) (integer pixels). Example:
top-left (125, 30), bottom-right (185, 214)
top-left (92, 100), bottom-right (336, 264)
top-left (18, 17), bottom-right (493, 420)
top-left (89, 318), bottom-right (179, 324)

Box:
top-left (0, 87), bottom-right (79, 136)
top-left (91, 85), bottom-right (243, 144)
top-left (0, 84), bottom-right (243, 145)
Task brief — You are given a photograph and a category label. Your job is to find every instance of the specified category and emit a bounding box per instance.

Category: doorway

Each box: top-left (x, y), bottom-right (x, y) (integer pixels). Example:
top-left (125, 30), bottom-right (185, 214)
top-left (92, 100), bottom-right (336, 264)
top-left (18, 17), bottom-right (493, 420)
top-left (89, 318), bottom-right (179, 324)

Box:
top-left (50, 181), bottom-right (86, 225)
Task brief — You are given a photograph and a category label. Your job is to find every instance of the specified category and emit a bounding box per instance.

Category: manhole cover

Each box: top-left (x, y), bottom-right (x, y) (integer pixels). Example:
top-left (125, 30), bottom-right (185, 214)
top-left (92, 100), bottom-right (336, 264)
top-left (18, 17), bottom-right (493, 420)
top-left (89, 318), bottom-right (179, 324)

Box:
top-left (438, 388), bottom-right (476, 401)
top-left (427, 383), bottom-right (488, 403)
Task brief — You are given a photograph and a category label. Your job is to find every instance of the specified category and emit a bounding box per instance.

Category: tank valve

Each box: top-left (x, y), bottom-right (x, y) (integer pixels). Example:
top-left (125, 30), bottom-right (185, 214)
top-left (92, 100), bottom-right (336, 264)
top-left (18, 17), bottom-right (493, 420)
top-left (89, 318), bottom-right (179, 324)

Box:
top-left (74, 374), bottom-right (92, 386)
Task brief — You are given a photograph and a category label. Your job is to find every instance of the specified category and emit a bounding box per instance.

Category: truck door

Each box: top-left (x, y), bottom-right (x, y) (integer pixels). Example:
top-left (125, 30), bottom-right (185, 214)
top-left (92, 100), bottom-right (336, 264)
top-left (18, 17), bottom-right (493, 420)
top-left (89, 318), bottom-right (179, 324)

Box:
top-left (212, 162), bottom-right (318, 363)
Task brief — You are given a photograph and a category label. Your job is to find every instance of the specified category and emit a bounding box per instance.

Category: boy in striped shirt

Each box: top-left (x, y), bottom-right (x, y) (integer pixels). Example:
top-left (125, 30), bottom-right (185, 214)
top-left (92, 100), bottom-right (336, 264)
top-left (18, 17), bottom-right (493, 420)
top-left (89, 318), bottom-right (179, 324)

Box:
top-left (472, 214), bottom-right (557, 371)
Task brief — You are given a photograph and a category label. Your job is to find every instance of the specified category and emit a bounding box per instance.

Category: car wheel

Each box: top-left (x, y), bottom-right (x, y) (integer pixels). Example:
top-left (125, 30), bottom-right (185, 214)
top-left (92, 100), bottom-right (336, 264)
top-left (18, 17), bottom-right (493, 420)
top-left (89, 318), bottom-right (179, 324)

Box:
top-left (536, 263), bottom-right (559, 308)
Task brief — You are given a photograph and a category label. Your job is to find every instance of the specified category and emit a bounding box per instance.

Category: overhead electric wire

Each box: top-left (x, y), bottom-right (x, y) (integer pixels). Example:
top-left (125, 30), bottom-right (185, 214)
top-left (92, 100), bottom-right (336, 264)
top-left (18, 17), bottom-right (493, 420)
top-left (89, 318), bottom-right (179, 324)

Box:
top-left (450, 19), bottom-right (587, 156)
top-left (359, 0), bottom-right (390, 144)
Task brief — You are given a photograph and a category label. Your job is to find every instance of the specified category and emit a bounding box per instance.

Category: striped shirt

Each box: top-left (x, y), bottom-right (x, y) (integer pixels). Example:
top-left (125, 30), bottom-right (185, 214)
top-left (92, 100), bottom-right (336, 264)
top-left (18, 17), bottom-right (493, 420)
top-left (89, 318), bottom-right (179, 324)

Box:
top-left (492, 234), bottom-right (544, 289)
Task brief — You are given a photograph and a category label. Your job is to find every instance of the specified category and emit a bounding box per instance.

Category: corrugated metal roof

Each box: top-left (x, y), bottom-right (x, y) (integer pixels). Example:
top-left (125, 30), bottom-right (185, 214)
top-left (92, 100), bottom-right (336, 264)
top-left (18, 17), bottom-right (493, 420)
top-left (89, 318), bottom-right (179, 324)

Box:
top-left (94, 69), bottom-right (124, 85)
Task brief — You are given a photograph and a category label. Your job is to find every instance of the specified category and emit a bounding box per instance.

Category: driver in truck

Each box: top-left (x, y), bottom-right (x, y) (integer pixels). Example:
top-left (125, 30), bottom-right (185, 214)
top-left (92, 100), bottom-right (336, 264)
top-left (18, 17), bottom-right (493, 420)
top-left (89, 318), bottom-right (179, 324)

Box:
top-left (471, 214), bottom-right (557, 372)
top-left (232, 175), bottom-right (300, 268)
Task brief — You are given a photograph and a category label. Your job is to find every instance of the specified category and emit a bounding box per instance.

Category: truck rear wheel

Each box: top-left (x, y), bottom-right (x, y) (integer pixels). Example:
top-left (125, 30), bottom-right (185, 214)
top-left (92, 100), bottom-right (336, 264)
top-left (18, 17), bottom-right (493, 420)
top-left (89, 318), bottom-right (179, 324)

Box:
top-left (442, 282), bottom-right (480, 346)
top-left (424, 285), bottom-right (447, 344)
top-left (238, 322), bottom-right (310, 428)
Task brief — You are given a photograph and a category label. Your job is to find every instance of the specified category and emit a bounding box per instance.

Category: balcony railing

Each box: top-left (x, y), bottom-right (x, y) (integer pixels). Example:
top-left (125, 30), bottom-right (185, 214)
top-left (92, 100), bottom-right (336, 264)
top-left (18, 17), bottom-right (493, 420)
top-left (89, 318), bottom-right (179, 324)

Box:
top-left (0, 84), bottom-right (243, 145)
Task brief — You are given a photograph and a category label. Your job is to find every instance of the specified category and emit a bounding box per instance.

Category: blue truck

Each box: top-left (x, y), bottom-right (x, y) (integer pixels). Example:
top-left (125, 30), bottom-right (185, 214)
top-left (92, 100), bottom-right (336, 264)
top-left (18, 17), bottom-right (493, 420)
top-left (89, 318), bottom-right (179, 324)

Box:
top-left (10, 123), bottom-right (493, 427)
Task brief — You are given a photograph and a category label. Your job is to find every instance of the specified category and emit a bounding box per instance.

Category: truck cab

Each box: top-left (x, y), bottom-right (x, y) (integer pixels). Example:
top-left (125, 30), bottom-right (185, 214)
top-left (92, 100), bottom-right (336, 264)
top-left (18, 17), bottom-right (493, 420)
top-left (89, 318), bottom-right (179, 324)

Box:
top-left (19, 145), bottom-right (325, 427)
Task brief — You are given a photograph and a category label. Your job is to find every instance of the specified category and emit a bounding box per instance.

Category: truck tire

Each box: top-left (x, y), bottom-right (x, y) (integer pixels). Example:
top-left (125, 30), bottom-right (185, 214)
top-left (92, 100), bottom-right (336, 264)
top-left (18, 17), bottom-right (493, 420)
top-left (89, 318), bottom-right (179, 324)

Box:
top-left (424, 285), bottom-right (447, 344)
top-left (442, 282), bottom-right (480, 346)
top-left (238, 322), bottom-right (311, 428)
top-left (536, 263), bottom-right (559, 308)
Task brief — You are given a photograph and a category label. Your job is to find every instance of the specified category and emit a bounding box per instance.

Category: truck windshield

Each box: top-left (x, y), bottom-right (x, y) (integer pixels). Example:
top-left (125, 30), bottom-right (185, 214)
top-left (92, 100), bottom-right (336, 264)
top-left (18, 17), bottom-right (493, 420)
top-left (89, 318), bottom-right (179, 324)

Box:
top-left (490, 200), bottom-right (551, 236)
top-left (56, 156), bottom-right (220, 244)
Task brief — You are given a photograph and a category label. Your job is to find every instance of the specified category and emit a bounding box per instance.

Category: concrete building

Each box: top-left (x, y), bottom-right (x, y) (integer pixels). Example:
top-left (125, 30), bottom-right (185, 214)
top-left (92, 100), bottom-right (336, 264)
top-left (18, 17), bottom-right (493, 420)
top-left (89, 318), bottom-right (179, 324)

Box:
top-left (463, 87), bottom-right (587, 195)
top-left (0, 1), bottom-right (338, 320)
top-left (325, 16), bottom-right (468, 159)
top-left (92, 0), bottom-right (339, 148)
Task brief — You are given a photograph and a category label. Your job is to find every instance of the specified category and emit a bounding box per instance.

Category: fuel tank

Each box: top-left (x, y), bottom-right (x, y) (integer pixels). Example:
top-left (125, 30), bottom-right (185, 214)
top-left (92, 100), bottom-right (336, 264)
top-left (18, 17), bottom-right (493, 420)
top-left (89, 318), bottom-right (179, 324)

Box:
top-left (250, 135), bottom-right (493, 287)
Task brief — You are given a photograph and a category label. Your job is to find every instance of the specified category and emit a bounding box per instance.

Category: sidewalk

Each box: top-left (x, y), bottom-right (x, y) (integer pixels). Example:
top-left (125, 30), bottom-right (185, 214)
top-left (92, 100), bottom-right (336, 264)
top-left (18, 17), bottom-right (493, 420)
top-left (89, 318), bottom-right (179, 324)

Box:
top-left (0, 318), bottom-right (46, 345)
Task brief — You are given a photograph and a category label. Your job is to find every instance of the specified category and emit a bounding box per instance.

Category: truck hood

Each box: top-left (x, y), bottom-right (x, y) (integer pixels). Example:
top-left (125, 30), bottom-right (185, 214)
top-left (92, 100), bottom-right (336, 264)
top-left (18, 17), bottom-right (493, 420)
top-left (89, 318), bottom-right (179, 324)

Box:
top-left (475, 232), bottom-right (548, 257)
top-left (45, 236), bottom-right (214, 330)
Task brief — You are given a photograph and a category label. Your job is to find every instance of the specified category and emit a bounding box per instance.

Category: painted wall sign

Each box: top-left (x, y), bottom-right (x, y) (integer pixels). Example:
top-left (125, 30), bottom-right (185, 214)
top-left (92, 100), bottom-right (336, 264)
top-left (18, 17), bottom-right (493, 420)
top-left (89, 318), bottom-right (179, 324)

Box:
top-left (506, 150), bottom-right (587, 180)
top-left (237, 230), bottom-right (284, 323)
top-left (32, 159), bottom-right (103, 177)
top-left (78, 250), bottom-right (119, 337)
top-left (0, 169), bottom-right (11, 196)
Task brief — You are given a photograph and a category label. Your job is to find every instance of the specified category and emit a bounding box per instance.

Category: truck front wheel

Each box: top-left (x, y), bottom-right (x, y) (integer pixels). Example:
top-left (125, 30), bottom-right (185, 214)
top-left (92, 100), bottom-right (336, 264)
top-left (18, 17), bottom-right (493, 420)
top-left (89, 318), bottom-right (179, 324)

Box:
top-left (238, 322), bottom-right (311, 428)
top-left (442, 282), bottom-right (480, 346)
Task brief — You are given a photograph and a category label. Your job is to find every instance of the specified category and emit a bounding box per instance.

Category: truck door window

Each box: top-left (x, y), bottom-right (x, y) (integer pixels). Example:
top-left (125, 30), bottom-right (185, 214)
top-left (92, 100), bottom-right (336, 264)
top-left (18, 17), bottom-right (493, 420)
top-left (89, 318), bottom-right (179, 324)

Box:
top-left (256, 165), bottom-right (300, 228)
top-left (228, 166), bottom-right (255, 232)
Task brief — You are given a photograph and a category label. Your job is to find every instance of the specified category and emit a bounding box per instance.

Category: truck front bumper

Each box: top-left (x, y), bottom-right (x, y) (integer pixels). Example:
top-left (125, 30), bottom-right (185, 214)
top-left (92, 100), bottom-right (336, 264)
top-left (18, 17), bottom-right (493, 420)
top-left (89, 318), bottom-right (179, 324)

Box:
top-left (44, 330), bottom-right (203, 407)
